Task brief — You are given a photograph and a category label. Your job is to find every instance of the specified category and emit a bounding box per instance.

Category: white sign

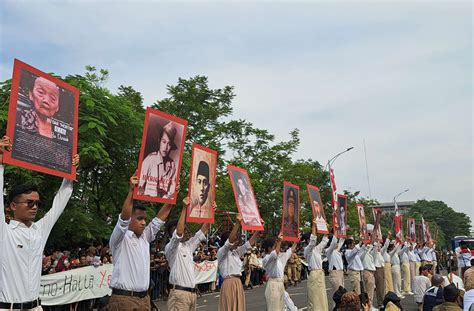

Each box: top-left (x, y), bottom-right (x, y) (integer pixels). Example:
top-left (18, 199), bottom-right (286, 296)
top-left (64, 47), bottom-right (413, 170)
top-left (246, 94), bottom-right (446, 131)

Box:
top-left (194, 260), bottom-right (218, 284)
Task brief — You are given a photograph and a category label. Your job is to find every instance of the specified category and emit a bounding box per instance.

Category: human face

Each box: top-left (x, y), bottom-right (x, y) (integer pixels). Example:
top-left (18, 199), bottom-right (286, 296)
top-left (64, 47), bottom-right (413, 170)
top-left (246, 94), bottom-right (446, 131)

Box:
top-left (159, 132), bottom-right (172, 158)
top-left (29, 77), bottom-right (59, 119)
top-left (80, 256), bottom-right (87, 265)
top-left (237, 179), bottom-right (246, 196)
top-left (10, 191), bottom-right (40, 225)
top-left (195, 174), bottom-right (210, 205)
top-left (287, 201), bottom-right (295, 219)
top-left (129, 209), bottom-right (147, 236)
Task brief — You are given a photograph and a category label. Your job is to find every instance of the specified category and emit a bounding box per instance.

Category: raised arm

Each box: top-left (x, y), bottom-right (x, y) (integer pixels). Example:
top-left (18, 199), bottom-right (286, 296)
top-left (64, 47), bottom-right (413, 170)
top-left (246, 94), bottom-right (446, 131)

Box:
top-left (229, 214), bottom-right (243, 244)
top-left (275, 232), bottom-right (283, 255)
top-left (198, 200), bottom-right (216, 236)
top-left (0, 136), bottom-right (11, 240)
top-left (176, 197), bottom-right (188, 237)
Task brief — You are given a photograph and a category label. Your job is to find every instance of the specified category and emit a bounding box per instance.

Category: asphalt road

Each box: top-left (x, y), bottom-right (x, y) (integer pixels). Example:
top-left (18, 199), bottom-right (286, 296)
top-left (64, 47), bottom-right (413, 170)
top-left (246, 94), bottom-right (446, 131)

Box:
top-left (155, 278), bottom-right (419, 311)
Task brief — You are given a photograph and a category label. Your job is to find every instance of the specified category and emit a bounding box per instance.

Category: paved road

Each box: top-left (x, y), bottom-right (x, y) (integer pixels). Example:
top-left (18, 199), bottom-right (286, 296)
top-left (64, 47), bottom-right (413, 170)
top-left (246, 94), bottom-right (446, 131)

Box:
top-left (155, 278), bottom-right (419, 310)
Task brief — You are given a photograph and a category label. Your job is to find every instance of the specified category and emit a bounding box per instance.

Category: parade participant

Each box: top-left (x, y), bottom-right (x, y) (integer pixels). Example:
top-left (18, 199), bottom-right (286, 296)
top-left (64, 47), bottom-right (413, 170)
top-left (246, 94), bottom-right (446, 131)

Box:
top-left (382, 233), bottom-right (395, 294)
top-left (326, 235), bottom-right (345, 309)
top-left (413, 265), bottom-right (431, 311)
top-left (400, 241), bottom-right (413, 295)
top-left (373, 239), bottom-right (386, 307)
top-left (345, 239), bottom-right (367, 294)
top-left (390, 241), bottom-right (403, 298)
top-left (361, 241), bottom-right (377, 306)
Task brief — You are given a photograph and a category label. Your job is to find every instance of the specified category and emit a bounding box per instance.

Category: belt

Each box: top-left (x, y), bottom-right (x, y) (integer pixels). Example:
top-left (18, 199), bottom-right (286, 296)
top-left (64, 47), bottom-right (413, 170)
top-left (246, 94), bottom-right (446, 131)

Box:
top-left (224, 274), bottom-right (241, 279)
top-left (268, 278), bottom-right (284, 282)
top-left (0, 299), bottom-right (40, 309)
top-left (171, 284), bottom-right (197, 293)
top-left (112, 288), bottom-right (148, 298)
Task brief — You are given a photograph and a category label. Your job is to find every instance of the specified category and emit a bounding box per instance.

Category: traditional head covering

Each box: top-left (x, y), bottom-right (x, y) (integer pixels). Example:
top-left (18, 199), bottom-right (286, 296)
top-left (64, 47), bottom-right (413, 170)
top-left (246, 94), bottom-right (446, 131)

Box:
top-left (196, 161), bottom-right (210, 180)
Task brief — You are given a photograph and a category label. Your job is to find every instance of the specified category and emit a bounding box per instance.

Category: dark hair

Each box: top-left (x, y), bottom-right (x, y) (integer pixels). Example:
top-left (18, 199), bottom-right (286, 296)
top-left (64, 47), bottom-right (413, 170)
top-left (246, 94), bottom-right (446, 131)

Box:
top-left (471, 258), bottom-right (474, 266)
top-left (286, 187), bottom-right (297, 205)
top-left (345, 239), bottom-right (354, 248)
top-left (419, 265), bottom-right (429, 274)
top-left (132, 203), bottom-right (147, 213)
top-left (219, 231), bottom-right (230, 247)
top-left (165, 220), bottom-right (178, 237)
top-left (262, 238), bottom-right (276, 253)
top-left (197, 161), bottom-right (210, 180)
top-left (8, 183), bottom-right (39, 203)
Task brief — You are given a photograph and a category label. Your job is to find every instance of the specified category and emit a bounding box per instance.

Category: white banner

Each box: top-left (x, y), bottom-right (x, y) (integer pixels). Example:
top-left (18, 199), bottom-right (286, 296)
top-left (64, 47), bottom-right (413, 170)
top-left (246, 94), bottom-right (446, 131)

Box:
top-left (40, 264), bottom-right (113, 306)
top-left (40, 260), bottom-right (218, 305)
top-left (194, 260), bottom-right (218, 284)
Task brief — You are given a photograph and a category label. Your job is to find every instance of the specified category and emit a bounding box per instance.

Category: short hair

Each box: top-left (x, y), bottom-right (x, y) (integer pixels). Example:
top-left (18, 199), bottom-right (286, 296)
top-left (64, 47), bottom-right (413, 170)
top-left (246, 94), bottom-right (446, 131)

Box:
top-left (419, 265), bottom-right (429, 274)
top-left (8, 183), bottom-right (39, 203)
top-left (165, 220), bottom-right (178, 237)
top-left (262, 238), bottom-right (276, 253)
top-left (196, 161), bottom-right (210, 180)
top-left (443, 283), bottom-right (460, 302)
top-left (431, 274), bottom-right (444, 287)
top-left (132, 203), bottom-right (147, 213)
top-left (219, 231), bottom-right (230, 247)
top-left (345, 239), bottom-right (354, 247)
top-left (340, 291), bottom-right (360, 310)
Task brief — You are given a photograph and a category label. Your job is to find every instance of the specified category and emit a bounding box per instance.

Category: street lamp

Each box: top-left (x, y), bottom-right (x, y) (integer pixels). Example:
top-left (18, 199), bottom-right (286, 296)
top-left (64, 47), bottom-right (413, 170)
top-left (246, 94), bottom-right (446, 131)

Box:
top-left (325, 146), bottom-right (354, 171)
top-left (393, 189), bottom-right (410, 205)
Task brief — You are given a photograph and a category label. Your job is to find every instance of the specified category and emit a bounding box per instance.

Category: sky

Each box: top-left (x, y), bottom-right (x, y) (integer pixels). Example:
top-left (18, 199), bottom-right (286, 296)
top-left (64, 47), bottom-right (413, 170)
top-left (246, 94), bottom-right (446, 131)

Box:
top-left (1, 1), bottom-right (472, 224)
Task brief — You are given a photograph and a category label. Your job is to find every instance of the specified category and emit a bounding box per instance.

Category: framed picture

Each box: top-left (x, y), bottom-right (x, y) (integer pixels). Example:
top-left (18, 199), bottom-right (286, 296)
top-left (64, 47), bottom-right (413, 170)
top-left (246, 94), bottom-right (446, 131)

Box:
top-left (306, 184), bottom-right (329, 234)
top-left (407, 218), bottom-right (416, 242)
top-left (394, 215), bottom-right (403, 243)
top-left (134, 107), bottom-right (187, 204)
top-left (357, 204), bottom-right (369, 243)
top-left (4, 59), bottom-right (79, 179)
top-left (335, 194), bottom-right (347, 238)
top-left (372, 208), bottom-right (383, 242)
top-left (186, 143), bottom-right (217, 224)
top-left (228, 165), bottom-right (264, 231)
top-left (281, 181), bottom-right (300, 242)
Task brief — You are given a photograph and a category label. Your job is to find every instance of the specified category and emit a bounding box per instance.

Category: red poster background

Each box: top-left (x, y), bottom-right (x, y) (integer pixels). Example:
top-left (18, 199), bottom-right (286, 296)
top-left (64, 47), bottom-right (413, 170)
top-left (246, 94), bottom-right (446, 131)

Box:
top-left (306, 184), bottom-right (329, 234)
top-left (281, 181), bottom-right (300, 242)
top-left (357, 204), bottom-right (370, 243)
top-left (335, 194), bottom-right (347, 238)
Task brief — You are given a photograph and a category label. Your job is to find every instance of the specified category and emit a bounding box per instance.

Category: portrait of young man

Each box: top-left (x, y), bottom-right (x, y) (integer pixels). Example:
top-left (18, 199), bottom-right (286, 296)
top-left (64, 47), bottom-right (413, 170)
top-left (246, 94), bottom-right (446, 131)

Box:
top-left (282, 183), bottom-right (299, 240)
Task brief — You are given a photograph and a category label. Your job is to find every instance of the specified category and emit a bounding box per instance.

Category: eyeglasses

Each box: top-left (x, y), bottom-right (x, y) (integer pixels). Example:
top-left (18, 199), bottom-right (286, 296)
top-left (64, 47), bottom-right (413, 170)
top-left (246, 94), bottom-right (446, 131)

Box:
top-left (15, 200), bottom-right (42, 208)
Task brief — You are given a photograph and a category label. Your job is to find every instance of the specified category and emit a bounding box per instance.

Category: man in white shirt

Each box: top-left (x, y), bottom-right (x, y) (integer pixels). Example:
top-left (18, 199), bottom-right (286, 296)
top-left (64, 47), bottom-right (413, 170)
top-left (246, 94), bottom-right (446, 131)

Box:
top-left (106, 174), bottom-right (173, 311)
top-left (408, 243), bottom-right (418, 289)
top-left (304, 216), bottom-right (329, 311)
top-left (455, 241), bottom-right (472, 278)
top-left (362, 242), bottom-right (377, 306)
top-left (389, 241), bottom-right (403, 298)
top-left (325, 235), bottom-right (345, 309)
top-left (0, 136), bottom-right (79, 311)
top-left (262, 232), bottom-right (297, 311)
top-left (345, 239), bottom-right (367, 294)
top-left (443, 269), bottom-right (465, 290)
top-left (400, 241), bottom-right (413, 295)
top-left (165, 196), bottom-right (213, 310)
top-left (412, 265), bottom-right (431, 310)
top-left (217, 214), bottom-right (260, 311)
top-left (382, 234), bottom-right (394, 294)
top-left (373, 239), bottom-right (387, 307)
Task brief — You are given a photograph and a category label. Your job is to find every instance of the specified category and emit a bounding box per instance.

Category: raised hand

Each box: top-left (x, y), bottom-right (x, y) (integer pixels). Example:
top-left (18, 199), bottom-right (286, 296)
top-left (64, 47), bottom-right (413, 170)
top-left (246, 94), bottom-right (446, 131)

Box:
top-left (72, 154), bottom-right (80, 167)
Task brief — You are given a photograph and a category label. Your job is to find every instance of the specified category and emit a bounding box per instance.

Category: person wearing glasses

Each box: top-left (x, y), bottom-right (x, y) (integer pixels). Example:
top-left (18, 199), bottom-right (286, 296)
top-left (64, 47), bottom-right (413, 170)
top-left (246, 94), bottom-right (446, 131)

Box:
top-left (0, 135), bottom-right (79, 310)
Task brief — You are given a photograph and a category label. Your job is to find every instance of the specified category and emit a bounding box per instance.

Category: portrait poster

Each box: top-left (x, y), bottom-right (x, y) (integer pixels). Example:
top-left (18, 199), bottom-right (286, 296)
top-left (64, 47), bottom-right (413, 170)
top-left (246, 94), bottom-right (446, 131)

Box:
top-left (407, 218), bottom-right (416, 242)
top-left (4, 59), bottom-right (79, 179)
top-left (281, 181), bottom-right (300, 242)
top-left (306, 184), bottom-right (328, 234)
top-left (227, 165), bottom-right (264, 231)
top-left (425, 221), bottom-right (432, 242)
top-left (357, 204), bottom-right (369, 243)
top-left (335, 194), bottom-right (347, 238)
top-left (134, 107), bottom-right (187, 204)
top-left (372, 208), bottom-right (383, 242)
top-left (394, 215), bottom-right (403, 243)
top-left (186, 143), bottom-right (217, 224)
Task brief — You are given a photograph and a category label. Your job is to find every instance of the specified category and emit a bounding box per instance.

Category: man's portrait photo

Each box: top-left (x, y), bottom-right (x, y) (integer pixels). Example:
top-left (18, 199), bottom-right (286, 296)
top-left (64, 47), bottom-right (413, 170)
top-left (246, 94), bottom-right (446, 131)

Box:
top-left (282, 182), bottom-right (300, 241)
top-left (306, 184), bottom-right (328, 234)
top-left (228, 165), bottom-right (264, 231)
top-left (336, 194), bottom-right (347, 238)
top-left (187, 144), bottom-right (217, 223)
top-left (135, 107), bottom-right (187, 204)
top-left (5, 59), bottom-right (79, 179)
top-left (357, 204), bottom-right (369, 241)
top-left (408, 218), bottom-right (416, 242)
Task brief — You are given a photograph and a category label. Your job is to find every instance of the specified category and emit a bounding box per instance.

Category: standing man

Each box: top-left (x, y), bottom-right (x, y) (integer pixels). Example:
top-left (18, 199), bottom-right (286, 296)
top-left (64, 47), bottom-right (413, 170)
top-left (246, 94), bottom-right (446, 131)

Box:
top-left (165, 197), bottom-right (214, 310)
top-left (361, 242), bottom-right (377, 306)
top-left (412, 265), bottom-right (432, 311)
top-left (382, 233), bottom-right (394, 294)
top-left (389, 241), bottom-right (403, 298)
top-left (106, 174), bottom-right (174, 310)
top-left (0, 136), bottom-right (79, 310)
top-left (326, 235), bottom-right (345, 309)
top-left (373, 239), bottom-right (387, 308)
top-left (400, 241), bottom-right (413, 295)
top-left (262, 233), bottom-right (298, 311)
top-left (217, 214), bottom-right (260, 311)
top-left (345, 239), bottom-right (367, 294)
top-left (304, 216), bottom-right (329, 311)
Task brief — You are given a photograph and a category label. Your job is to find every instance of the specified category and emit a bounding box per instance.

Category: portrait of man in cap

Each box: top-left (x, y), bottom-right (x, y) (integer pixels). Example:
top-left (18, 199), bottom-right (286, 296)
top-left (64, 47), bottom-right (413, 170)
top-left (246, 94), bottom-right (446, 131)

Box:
top-left (189, 160), bottom-right (211, 217)
top-left (139, 121), bottom-right (178, 199)
top-left (283, 186), bottom-right (299, 238)
top-left (307, 185), bottom-right (328, 234)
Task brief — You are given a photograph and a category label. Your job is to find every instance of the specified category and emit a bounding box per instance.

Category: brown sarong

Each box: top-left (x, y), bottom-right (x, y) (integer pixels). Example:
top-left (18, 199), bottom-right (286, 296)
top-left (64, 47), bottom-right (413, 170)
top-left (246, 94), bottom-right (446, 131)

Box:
top-left (219, 276), bottom-right (246, 311)
top-left (105, 294), bottom-right (150, 311)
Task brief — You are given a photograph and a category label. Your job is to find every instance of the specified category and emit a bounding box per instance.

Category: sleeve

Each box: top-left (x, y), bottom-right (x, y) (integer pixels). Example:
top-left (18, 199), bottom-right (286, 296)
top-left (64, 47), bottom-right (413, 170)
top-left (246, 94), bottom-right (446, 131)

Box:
top-left (345, 245), bottom-right (359, 261)
top-left (0, 166), bottom-right (5, 241)
top-left (337, 238), bottom-right (345, 250)
top-left (143, 217), bottom-right (165, 243)
top-left (236, 241), bottom-right (252, 257)
top-left (262, 251), bottom-right (278, 268)
top-left (184, 230), bottom-right (206, 252)
top-left (217, 239), bottom-right (233, 261)
top-left (279, 248), bottom-right (293, 267)
top-left (304, 234), bottom-right (318, 258)
top-left (165, 229), bottom-right (183, 263)
top-left (381, 238), bottom-right (390, 255)
top-left (109, 214), bottom-right (131, 255)
top-left (316, 236), bottom-right (330, 253)
top-left (37, 178), bottom-right (74, 242)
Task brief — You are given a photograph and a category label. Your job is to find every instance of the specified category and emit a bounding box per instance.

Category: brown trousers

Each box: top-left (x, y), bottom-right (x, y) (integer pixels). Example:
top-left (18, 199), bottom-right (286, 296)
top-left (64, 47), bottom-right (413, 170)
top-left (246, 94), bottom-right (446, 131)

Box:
top-left (375, 267), bottom-right (385, 306)
top-left (105, 294), bottom-right (151, 311)
top-left (363, 270), bottom-right (375, 303)
top-left (219, 277), bottom-right (246, 311)
top-left (168, 289), bottom-right (197, 311)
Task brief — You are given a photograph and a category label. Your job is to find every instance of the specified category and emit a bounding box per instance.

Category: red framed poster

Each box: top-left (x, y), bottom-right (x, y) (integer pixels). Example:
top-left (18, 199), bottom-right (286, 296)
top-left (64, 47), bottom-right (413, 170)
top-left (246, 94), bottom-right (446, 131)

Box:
top-left (407, 218), bottom-right (416, 242)
top-left (357, 204), bottom-right (369, 243)
top-left (4, 59), bottom-right (79, 179)
top-left (186, 143), bottom-right (217, 224)
top-left (335, 194), bottom-right (347, 238)
top-left (372, 208), bottom-right (383, 242)
top-left (306, 184), bottom-right (329, 234)
top-left (281, 181), bottom-right (300, 242)
top-left (228, 165), bottom-right (264, 231)
top-left (395, 215), bottom-right (403, 243)
top-left (134, 107), bottom-right (187, 204)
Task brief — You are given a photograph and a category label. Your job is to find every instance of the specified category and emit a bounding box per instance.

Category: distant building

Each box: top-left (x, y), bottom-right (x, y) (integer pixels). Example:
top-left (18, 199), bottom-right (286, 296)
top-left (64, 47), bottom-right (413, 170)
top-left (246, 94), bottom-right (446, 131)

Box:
top-left (369, 201), bottom-right (415, 215)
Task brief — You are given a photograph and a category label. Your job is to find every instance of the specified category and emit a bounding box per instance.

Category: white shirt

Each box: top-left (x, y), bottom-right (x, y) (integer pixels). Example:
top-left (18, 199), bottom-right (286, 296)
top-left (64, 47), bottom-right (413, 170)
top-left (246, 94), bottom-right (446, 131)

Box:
top-left (165, 229), bottom-right (206, 288)
top-left (217, 240), bottom-right (251, 278)
top-left (0, 165), bottom-right (73, 303)
top-left (463, 289), bottom-right (474, 311)
top-left (375, 240), bottom-right (388, 268)
top-left (399, 243), bottom-right (409, 264)
top-left (429, 246), bottom-right (437, 262)
top-left (456, 246), bottom-right (472, 268)
top-left (443, 273), bottom-right (464, 290)
top-left (420, 246), bottom-right (431, 261)
top-left (304, 235), bottom-right (329, 270)
top-left (110, 214), bottom-right (164, 291)
top-left (346, 245), bottom-right (366, 271)
top-left (381, 239), bottom-right (391, 264)
top-left (413, 275), bottom-right (431, 303)
top-left (390, 244), bottom-right (401, 265)
top-left (408, 244), bottom-right (417, 262)
top-left (362, 245), bottom-right (376, 271)
top-left (326, 237), bottom-right (344, 270)
top-left (262, 248), bottom-right (292, 279)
